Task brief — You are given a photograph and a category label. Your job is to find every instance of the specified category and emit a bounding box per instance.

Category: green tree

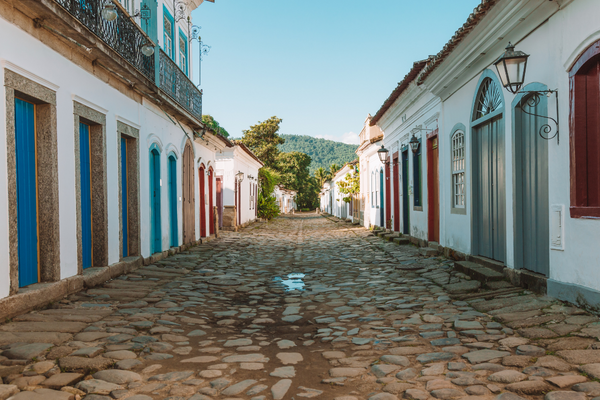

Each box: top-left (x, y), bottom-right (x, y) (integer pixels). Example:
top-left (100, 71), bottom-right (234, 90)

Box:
top-left (336, 171), bottom-right (360, 203)
top-left (202, 115), bottom-right (230, 137)
top-left (329, 163), bottom-right (340, 176)
top-left (257, 167), bottom-right (280, 220)
top-left (240, 116), bottom-right (285, 169)
top-left (277, 151), bottom-right (319, 209)
top-left (314, 167), bottom-right (331, 187)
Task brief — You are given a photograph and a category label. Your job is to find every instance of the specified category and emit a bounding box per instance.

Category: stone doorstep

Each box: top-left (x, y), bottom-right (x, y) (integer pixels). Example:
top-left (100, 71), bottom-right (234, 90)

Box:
top-left (505, 268), bottom-right (548, 295)
top-left (84, 256), bottom-right (144, 288)
top-left (468, 255), bottom-right (506, 273)
top-left (393, 237), bottom-right (410, 245)
top-left (454, 261), bottom-right (504, 284)
top-left (0, 275), bottom-right (83, 322)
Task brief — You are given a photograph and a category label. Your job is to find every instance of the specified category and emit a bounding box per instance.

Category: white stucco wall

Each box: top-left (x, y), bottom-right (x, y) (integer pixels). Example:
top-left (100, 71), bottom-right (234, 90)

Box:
top-left (0, 12), bottom-right (218, 299)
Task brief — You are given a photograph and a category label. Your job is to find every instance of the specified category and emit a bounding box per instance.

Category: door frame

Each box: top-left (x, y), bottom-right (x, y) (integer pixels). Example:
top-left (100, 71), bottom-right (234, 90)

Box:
top-left (427, 131), bottom-right (440, 242)
top-left (379, 168), bottom-right (384, 227)
top-left (168, 153), bottom-right (178, 247)
top-left (470, 69), bottom-right (506, 261)
top-left (149, 144), bottom-right (162, 254)
top-left (199, 164), bottom-right (206, 237)
top-left (511, 81), bottom-right (550, 274)
top-left (401, 148), bottom-right (410, 235)
top-left (208, 167), bottom-right (214, 235)
top-left (393, 153), bottom-right (400, 232)
top-left (385, 162), bottom-right (391, 229)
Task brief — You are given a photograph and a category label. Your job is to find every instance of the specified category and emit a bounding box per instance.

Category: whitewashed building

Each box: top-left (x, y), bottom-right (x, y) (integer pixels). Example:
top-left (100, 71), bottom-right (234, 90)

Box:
top-left (372, 59), bottom-right (442, 245)
top-left (274, 186), bottom-right (296, 214)
top-left (356, 115), bottom-right (385, 228)
top-left (329, 163), bottom-right (354, 221)
top-left (0, 0), bottom-right (232, 316)
top-left (215, 141), bottom-right (263, 230)
top-left (369, 0), bottom-right (600, 308)
top-left (319, 181), bottom-right (333, 214)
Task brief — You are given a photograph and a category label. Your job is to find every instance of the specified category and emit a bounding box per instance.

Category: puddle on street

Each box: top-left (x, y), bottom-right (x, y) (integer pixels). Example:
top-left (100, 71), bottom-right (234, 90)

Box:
top-left (273, 273), bottom-right (306, 291)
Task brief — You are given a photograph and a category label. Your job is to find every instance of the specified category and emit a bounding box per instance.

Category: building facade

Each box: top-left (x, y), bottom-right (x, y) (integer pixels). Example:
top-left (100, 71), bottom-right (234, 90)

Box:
top-left (274, 186), bottom-right (296, 214)
top-left (215, 141), bottom-right (263, 230)
top-left (368, 0), bottom-right (600, 308)
top-left (356, 115), bottom-right (385, 229)
top-left (0, 0), bottom-right (231, 315)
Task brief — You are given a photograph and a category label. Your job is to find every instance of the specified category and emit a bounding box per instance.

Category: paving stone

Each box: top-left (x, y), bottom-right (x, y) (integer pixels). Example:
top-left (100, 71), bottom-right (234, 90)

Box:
top-left (8, 388), bottom-right (74, 400)
top-left (221, 379), bottom-right (257, 396)
top-left (75, 379), bottom-right (123, 394)
top-left (1, 343), bottom-right (53, 360)
top-left (271, 379), bottom-right (292, 399)
top-left (487, 370), bottom-right (527, 383)
top-left (462, 350), bottom-right (511, 364)
top-left (544, 392), bottom-right (586, 400)
top-left (92, 370), bottom-right (142, 384)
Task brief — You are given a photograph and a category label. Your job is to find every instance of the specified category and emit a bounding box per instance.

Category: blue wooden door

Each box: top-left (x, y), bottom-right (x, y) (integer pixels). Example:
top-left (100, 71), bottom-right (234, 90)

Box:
top-left (150, 149), bottom-right (161, 253)
top-left (79, 123), bottom-right (93, 269)
top-left (121, 138), bottom-right (128, 257)
top-left (379, 169), bottom-right (384, 227)
top-left (15, 98), bottom-right (39, 287)
top-left (168, 156), bottom-right (177, 247)
top-left (402, 150), bottom-right (410, 234)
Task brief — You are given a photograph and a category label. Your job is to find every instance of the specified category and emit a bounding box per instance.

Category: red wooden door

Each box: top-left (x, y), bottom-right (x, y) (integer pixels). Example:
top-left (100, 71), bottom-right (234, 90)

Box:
top-left (385, 162), bottom-right (391, 229)
top-left (427, 136), bottom-right (440, 242)
top-left (182, 142), bottom-right (195, 244)
top-left (393, 153), bottom-right (400, 232)
top-left (199, 166), bottom-right (206, 237)
top-left (208, 168), bottom-right (214, 235)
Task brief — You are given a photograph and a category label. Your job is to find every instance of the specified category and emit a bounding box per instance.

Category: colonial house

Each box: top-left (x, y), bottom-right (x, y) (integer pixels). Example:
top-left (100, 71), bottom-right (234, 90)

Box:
top-left (215, 141), bottom-right (263, 230)
top-left (274, 186), bottom-right (296, 214)
top-left (319, 180), bottom-right (333, 214)
top-left (370, 0), bottom-right (600, 308)
top-left (328, 163), bottom-right (354, 221)
top-left (355, 115), bottom-right (385, 228)
top-left (0, 0), bottom-right (231, 317)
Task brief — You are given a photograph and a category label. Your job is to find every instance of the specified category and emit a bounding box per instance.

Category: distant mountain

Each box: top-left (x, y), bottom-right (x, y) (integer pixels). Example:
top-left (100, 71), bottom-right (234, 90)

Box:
top-left (278, 135), bottom-right (358, 175)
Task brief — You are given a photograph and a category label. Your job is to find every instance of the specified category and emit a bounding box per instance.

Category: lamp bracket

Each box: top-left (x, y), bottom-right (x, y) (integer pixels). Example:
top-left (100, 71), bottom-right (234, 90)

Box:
top-left (517, 89), bottom-right (559, 144)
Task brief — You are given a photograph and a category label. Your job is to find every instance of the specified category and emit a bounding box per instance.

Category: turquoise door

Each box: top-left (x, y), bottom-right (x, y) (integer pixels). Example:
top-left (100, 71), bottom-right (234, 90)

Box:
top-left (15, 98), bottom-right (38, 287)
top-left (121, 137), bottom-right (128, 257)
top-left (79, 123), bottom-right (92, 269)
top-left (168, 156), bottom-right (177, 247)
top-left (150, 148), bottom-right (161, 253)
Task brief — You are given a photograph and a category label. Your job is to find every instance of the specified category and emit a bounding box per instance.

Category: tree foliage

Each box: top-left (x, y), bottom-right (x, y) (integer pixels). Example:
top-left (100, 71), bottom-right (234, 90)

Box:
top-left (202, 115), bottom-right (230, 138)
top-left (336, 171), bottom-right (360, 203)
top-left (314, 167), bottom-right (331, 187)
top-left (257, 168), bottom-right (280, 220)
top-left (276, 152), bottom-right (319, 210)
top-left (278, 135), bottom-right (358, 174)
top-left (240, 116), bottom-right (285, 169)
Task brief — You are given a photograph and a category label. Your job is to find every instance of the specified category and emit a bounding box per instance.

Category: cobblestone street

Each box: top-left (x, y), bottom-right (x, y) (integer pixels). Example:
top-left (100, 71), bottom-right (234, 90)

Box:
top-left (2, 214), bottom-right (600, 400)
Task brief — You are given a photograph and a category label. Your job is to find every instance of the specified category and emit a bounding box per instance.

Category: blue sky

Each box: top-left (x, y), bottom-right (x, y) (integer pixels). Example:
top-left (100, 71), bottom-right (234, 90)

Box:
top-left (191, 0), bottom-right (481, 144)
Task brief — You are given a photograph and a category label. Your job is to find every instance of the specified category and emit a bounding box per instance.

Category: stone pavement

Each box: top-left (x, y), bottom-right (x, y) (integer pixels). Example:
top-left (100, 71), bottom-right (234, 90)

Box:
top-left (1, 214), bottom-right (600, 400)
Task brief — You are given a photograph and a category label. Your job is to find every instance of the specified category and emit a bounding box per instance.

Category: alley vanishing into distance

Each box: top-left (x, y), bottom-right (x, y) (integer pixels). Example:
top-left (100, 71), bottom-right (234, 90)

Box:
top-left (2, 214), bottom-right (600, 400)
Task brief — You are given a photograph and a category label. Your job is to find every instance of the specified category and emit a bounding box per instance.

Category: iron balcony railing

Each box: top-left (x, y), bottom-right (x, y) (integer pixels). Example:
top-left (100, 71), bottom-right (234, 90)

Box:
top-left (54, 0), bottom-right (202, 121)
top-left (158, 49), bottom-right (202, 121)
top-left (55, 0), bottom-right (155, 81)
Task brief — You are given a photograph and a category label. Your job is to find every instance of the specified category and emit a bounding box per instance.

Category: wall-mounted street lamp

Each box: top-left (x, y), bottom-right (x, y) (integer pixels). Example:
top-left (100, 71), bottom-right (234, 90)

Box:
top-left (377, 145), bottom-right (389, 164)
top-left (236, 172), bottom-right (245, 182)
top-left (494, 42), bottom-right (559, 143)
top-left (409, 134), bottom-right (420, 154)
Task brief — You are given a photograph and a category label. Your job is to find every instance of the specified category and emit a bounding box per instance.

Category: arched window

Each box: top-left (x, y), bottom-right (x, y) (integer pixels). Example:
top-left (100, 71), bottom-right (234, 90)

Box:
top-left (570, 40), bottom-right (600, 218)
top-left (474, 78), bottom-right (503, 121)
top-left (452, 130), bottom-right (465, 208)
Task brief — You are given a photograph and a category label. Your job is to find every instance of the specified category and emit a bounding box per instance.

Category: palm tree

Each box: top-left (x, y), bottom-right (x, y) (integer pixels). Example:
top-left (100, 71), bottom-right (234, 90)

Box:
top-left (315, 167), bottom-right (331, 187)
top-left (329, 163), bottom-right (339, 176)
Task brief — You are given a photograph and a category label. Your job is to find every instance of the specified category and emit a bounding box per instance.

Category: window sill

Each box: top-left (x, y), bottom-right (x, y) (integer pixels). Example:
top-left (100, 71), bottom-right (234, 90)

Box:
top-left (451, 207), bottom-right (467, 215)
top-left (570, 206), bottom-right (600, 219)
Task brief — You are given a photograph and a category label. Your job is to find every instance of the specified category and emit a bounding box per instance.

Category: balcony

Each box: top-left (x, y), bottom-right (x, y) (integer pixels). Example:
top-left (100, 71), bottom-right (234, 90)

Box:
top-left (51, 0), bottom-right (202, 122)
top-left (158, 49), bottom-right (203, 121)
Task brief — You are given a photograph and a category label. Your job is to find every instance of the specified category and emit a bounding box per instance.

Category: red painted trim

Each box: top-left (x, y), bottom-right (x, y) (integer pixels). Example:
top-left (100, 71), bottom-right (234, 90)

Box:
top-left (385, 162), bottom-right (391, 229)
top-left (426, 128), bottom-right (439, 140)
top-left (427, 136), bottom-right (440, 242)
top-left (208, 167), bottom-right (214, 235)
top-left (570, 206), bottom-right (600, 218)
top-left (569, 39), bottom-right (600, 215)
top-left (199, 166), bottom-right (206, 237)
